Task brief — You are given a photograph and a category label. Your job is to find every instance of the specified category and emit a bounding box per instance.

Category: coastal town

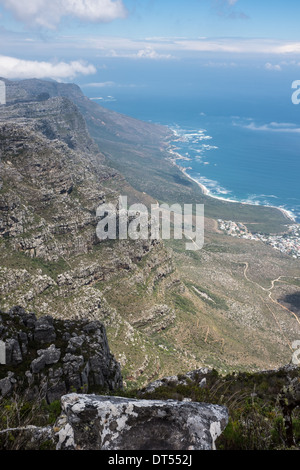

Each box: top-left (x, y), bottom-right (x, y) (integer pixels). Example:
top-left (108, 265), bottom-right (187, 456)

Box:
top-left (218, 219), bottom-right (300, 259)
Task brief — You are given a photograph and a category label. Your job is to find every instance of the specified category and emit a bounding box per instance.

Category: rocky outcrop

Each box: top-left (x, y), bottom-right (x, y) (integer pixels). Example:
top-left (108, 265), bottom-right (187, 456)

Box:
top-left (132, 304), bottom-right (176, 334)
top-left (0, 307), bottom-right (123, 402)
top-left (55, 393), bottom-right (228, 450)
top-left (141, 368), bottom-right (212, 394)
top-left (0, 119), bottom-right (113, 258)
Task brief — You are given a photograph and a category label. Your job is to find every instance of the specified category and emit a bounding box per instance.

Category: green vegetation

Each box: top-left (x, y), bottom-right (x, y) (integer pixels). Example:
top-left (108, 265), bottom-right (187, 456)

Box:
top-left (131, 368), bottom-right (300, 450)
top-left (185, 281), bottom-right (229, 311)
top-left (0, 240), bottom-right (69, 280)
top-left (1, 81), bottom-right (299, 450)
top-left (1, 367), bottom-right (299, 450)
top-left (0, 393), bottom-right (61, 450)
top-left (172, 293), bottom-right (197, 315)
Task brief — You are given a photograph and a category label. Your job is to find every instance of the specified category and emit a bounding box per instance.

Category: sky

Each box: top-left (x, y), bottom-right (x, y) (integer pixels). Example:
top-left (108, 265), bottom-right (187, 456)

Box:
top-left (1, 0), bottom-right (300, 83)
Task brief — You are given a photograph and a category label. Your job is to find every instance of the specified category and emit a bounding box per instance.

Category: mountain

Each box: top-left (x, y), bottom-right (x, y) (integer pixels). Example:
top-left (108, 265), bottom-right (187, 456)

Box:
top-left (2, 77), bottom-right (289, 232)
top-left (0, 78), bottom-right (299, 389)
top-left (0, 79), bottom-right (194, 386)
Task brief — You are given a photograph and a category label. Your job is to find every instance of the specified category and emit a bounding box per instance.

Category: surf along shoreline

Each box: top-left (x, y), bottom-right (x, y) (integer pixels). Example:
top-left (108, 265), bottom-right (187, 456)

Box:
top-left (166, 128), bottom-right (296, 225)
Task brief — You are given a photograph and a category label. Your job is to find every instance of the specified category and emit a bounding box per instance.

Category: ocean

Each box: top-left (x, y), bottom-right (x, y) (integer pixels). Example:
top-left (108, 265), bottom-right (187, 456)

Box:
top-left (81, 60), bottom-right (300, 222)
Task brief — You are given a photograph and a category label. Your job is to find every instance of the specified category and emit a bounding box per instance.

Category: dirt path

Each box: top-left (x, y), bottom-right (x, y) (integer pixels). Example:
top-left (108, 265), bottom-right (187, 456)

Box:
top-left (243, 262), bottom-right (300, 327)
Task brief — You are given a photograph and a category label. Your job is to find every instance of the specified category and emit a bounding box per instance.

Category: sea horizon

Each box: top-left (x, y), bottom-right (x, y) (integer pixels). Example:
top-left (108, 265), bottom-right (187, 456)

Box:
top-left (83, 72), bottom-right (300, 225)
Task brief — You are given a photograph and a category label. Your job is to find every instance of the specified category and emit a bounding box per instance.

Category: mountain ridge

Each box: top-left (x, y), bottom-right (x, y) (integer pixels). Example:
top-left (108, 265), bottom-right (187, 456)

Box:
top-left (0, 78), bottom-right (299, 389)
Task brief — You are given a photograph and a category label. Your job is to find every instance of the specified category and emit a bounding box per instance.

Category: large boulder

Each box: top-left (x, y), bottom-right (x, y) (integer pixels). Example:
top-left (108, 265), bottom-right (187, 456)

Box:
top-left (55, 393), bottom-right (228, 450)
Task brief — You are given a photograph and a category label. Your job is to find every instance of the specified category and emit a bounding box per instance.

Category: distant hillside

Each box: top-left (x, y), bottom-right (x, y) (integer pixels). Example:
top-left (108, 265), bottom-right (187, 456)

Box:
top-left (1, 77), bottom-right (289, 233)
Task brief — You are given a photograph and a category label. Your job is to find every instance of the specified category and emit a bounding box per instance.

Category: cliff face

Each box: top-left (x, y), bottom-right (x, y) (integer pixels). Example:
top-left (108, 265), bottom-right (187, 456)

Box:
top-left (0, 117), bottom-right (114, 259)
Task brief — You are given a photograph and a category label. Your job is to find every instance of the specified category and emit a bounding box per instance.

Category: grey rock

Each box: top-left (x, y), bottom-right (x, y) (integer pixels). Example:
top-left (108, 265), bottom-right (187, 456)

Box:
top-left (18, 331), bottom-right (28, 355)
top-left (0, 372), bottom-right (16, 397)
top-left (5, 338), bottom-right (23, 365)
top-left (66, 335), bottom-right (85, 353)
top-left (46, 371), bottom-right (67, 404)
top-left (30, 344), bottom-right (61, 373)
top-left (30, 355), bottom-right (46, 374)
top-left (142, 368), bottom-right (212, 394)
top-left (23, 313), bottom-right (37, 331)
top-left (55, 393), bottom-right (229, 451)
top-left (34, 316), bottom-right (56, 343)
top-left (199, 378), bottom-right (207, 388)
top-left (278, 376), bottom-right (300, 447)
top-left (39, 344), bottom-right (61, 364)
top-left (0, 309), bottom-right (123, 402)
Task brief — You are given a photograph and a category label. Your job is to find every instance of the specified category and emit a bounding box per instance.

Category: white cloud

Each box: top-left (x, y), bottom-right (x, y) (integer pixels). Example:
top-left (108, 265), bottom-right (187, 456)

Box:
top-left (1, 0), bottom-right (127, 28)
top-left (0, 55), bottom-right (96, 79)
top-left (237, 120), bottom-right (300, 133)
top-left (172, 38), bottom-right (300, 55)
top-left (72, 36), bottom-right (300, 60)
top-left (83, 81), bottom-right (141, 88)
top-left (4, 30), bottom-right (300, 63)
top-left (84, 81), bottom-right (116, 87)
top-left (264, 62), bottom-right (282, 71)
top-left (135, 47), bottom-right (173, 60)
top-left (203, 61), bottom-right (237, 68)
top-left (104, 45), bottom-right (175, 60)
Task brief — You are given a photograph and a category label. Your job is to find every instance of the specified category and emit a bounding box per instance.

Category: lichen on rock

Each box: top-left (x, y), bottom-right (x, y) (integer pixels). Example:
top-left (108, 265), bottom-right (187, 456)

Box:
top-left (55, 393), bottom-right (229, 450)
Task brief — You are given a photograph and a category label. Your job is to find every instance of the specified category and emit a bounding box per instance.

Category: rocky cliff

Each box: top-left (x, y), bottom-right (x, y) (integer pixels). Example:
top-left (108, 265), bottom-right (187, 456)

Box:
top-left (0, 78), bottom-right (193, 387)
top-left (0, 306), bottom-right (229, 451)
top-left (0, 306), bottom-right (123, 403)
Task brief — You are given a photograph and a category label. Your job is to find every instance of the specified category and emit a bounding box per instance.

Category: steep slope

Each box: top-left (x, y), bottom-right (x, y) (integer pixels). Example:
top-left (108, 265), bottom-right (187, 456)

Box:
top-left (0, 78), bottom-right (299, 389)
top-left (0, 88), bottom-right (196, 387)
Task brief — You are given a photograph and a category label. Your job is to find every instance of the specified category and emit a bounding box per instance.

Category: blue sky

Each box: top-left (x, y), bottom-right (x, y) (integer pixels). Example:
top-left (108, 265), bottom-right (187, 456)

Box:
top-left (1, 0), bottom-right (300, 81)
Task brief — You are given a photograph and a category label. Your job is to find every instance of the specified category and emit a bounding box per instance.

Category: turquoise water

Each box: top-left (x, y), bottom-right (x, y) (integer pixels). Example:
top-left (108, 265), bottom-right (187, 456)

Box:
top-left (82, 63), bottom-right (300, 221)
top-left (168, 114), bottom-right (300, 221)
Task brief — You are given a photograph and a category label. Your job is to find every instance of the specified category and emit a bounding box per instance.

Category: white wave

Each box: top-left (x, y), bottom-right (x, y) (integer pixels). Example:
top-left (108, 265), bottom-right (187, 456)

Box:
top-left (193, 175), bottom-right (231, 196)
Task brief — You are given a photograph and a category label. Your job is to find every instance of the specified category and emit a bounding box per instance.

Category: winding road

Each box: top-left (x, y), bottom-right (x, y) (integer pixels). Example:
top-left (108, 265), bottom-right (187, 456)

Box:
top-left (243, 262), bottom-right (300, 329)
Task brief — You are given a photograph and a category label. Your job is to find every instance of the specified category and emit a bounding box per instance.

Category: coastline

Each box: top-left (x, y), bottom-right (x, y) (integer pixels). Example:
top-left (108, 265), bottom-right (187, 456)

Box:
top-left (167, 131), bottom-right (297, 224)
